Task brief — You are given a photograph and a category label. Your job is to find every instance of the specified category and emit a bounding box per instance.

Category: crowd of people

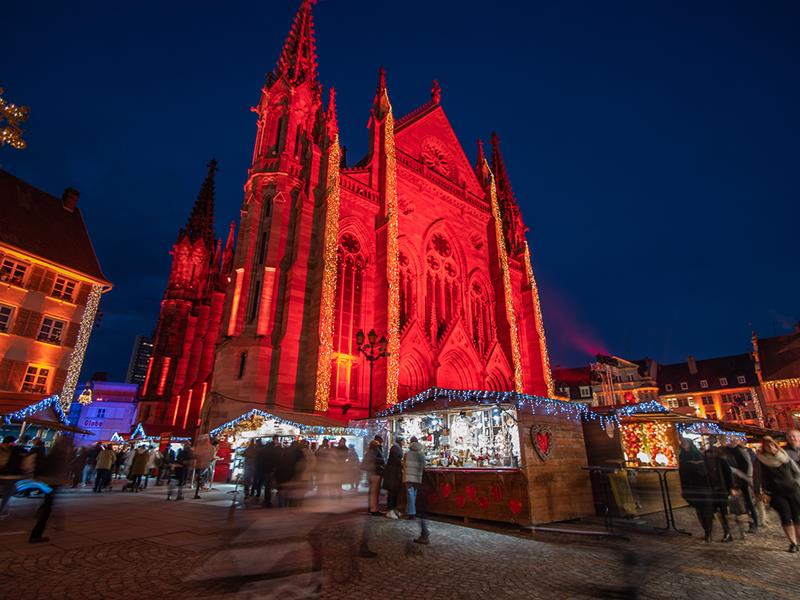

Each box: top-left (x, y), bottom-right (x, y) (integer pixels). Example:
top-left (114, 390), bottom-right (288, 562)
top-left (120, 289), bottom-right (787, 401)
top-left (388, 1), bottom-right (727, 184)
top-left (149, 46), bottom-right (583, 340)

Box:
top-left (678, 428), bottom-right (800, 552)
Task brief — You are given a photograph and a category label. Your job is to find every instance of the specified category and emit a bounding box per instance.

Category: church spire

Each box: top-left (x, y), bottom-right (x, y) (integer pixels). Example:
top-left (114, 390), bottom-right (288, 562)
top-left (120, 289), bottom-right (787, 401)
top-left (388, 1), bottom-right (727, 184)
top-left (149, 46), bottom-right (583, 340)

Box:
top-left (372, 67), bottom-right (391, 121)
top-left (475, 139), bottom-right (490, 187)
top-left (325, 86), bottom-right (338, 139)
top-left (271, 0), bottom-right (319, 88)
top-left (182, 159), bottom-right (217, 249)
top-left (489, 133), bottom-right (528, 256)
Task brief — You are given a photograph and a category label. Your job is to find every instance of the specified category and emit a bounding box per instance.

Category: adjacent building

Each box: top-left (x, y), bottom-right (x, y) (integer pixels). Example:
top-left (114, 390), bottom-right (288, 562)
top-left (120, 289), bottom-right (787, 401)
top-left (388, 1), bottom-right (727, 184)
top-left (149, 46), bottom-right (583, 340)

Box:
top-left (0, 169), bottom-right (111, 415)
top-left (125, 335), bottom-right (153, 385)
top-left (753, 328), bottom-right (800, 429)
top-left (591, 355), bottom-right (659, 407)
top-left (553, 366), bottom-right (592, 403)
top-left (656, 354), bottom-right (764, 425)
top-left (68, 378), bottom-right (139, 445)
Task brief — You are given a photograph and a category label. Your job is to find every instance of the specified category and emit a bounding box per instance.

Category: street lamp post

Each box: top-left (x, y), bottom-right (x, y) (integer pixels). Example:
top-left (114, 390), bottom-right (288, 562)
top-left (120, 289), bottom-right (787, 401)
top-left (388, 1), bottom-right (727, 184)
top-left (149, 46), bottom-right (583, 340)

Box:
top-left (356, 329), bottom-right (390, 419)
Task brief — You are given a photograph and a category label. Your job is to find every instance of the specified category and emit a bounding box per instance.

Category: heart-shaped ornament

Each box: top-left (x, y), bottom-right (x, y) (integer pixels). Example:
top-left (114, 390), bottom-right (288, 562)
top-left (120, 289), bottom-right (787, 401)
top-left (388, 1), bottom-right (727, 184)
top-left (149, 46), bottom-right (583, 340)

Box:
top-left (530, 425), bottom-right (553, 462)
top-left (478, 496), bottom-right (490, 510)
top-left (439, 483), bottom-right (452, 499)
top-left (465, 484), bottom-right (477, 500)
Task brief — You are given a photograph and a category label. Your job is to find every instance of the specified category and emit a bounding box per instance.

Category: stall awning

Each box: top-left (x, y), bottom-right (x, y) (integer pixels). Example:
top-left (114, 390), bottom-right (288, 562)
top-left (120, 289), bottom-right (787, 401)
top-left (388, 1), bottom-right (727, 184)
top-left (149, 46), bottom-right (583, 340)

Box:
top-left (210, 407), bottom-right (368, 438)
top-left (1, 395), bottom-right (69, 426)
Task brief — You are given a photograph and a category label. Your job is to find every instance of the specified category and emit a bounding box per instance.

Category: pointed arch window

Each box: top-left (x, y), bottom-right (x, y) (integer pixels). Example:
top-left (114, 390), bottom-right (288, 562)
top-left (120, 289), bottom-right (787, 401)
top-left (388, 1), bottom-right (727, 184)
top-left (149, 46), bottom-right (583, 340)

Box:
top-left (469, 278), bottom-right (495, 357)
top-left (399, 251), bottom-right (415, 332)
top-left (424, 233), bottom-right (460, 345)
top-left (332, 233), bottom-right (366, 401)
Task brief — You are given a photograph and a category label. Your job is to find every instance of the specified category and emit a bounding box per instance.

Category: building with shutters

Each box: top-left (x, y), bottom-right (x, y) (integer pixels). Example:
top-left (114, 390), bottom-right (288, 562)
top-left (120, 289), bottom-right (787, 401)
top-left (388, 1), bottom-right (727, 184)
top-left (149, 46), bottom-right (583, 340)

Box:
top-left (0, 169), bottom-right (111, 416)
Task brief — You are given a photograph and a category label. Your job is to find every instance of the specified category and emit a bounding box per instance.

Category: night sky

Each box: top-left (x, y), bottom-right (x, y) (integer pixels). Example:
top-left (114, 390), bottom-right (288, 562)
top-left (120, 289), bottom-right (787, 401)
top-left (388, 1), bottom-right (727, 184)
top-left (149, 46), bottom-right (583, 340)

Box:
top-left (3, 0), bottom-right (799, 381)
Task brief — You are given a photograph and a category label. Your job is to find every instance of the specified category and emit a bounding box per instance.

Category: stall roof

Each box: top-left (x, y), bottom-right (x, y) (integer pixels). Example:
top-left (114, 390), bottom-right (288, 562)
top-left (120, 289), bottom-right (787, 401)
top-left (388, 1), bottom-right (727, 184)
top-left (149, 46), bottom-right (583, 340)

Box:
top-left (209, 407), bottom-right (369, 438)
top-left (1, 395), bottom-right (69, 426)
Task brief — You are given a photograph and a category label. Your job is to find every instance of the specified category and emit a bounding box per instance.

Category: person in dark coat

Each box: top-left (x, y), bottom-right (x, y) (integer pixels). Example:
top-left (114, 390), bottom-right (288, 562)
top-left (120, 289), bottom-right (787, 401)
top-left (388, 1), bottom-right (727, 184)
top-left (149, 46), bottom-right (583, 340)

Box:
top-left (728, 437), bottom-right (759, 532)
top-left (362, 436), bottom-right (385, 515)
top-left (382, 437), bottom-right (404, 518)
top-left (275, 441), bottom-right (302, 507)
top-left (756, 436), bottom-right (800, 552)
top-left (259, 437), bottom-right (280, 507)
top-left (786, 429), bottom-right (800, 465)
top-left (247, 440), bottom-right (263, 498)
top-left (678, 438), bottom-right (714, 541)
top-left (704, 441), bottom-right (734, 542)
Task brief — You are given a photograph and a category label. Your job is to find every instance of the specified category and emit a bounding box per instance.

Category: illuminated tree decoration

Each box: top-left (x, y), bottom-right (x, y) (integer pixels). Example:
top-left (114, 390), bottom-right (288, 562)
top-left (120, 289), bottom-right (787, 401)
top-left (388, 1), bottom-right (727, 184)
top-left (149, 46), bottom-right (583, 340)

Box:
top-left (486, 165), bottom-right (524, 392)
top-left (314, 134), bottom-right (341, 412)
top-left (621, 422), bottom-right (677, 467)
top-left (77, 385), bottom-right (93, 406)
top-left (0, 88), bottom-right (29, 150)
top-left (522, 242), bottom-right (554, 397)
top-left (60, 284), bottom-right (103, 413)
top-left (383, 95), bottom-right (400, 406)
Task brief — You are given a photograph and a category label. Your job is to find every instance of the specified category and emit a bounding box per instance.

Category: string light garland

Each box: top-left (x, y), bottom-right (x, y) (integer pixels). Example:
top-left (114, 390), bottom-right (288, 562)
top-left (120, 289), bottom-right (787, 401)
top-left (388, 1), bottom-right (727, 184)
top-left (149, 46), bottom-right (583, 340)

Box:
top-left (210, 408), bottom-right (368, 438)
top-left (762, 378), bottom-right (800, 389)
top-left (0, 88), bottom-right (29, 150)
top-left (523, 242), bottom-right (554, 397)
top-left (59, 284), bottom-right (103, 413)
top-left (384, 102), bottom-right (400, 406)
top-left (676, 421), bottom-right (746, 439)
top-left (486, 166), bottom-right (524, 392)
top-left (2, 395), bottom-right (69, 425)
top-left (314, 134), bottom-right (341, 412)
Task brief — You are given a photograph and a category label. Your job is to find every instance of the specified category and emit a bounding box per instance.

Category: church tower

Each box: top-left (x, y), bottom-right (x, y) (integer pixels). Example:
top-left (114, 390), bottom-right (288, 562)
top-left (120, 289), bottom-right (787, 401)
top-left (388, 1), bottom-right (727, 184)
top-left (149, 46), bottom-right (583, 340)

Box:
top-left (138, 160), bottom-right (233, 434)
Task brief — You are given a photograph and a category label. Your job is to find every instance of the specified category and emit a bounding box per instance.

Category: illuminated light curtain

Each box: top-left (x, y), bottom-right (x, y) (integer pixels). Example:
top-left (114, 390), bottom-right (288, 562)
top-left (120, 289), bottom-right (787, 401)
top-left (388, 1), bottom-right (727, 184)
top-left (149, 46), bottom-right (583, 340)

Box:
top-left (486, 166), bottom-right (524, 393)
top-left (424, 233), bottom-right (459, 345)
top-left (330, 233), bottom-right (365, 403)
top-left (383, 108), bottom-right (400, 407)
top-left (523, 242), bottom-right (554, 397)
top-left (59, 283), bottom-right (102, 412)
top-left (398, 251), bottom-right (415, 331)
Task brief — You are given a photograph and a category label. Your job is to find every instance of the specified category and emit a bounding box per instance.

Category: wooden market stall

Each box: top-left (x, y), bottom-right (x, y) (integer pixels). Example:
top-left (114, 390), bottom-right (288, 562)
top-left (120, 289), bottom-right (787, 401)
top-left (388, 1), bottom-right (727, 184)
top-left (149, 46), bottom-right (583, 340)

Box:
top-left (376, 388), bottom-right (595, 526)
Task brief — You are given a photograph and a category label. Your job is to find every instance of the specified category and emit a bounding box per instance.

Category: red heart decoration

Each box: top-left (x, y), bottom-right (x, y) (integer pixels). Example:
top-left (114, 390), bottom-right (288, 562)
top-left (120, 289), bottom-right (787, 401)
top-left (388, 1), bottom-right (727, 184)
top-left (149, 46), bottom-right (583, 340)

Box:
top-left (465, 484), bottom-right (477, 500)
top-left (535, 432), bottom-right (550, 455)
top-left (490, 484), bottom-right (503, 502)
top-left (478, 496), bottom-right (490, 510)
top-left (508, 499), bottom-right (522, 515)
top-left (530, 425), bottom-right (553, 462)
top-left (439, 483), bottom-right (452, 499)
top-left (455, 494), bottom-right (466, 508)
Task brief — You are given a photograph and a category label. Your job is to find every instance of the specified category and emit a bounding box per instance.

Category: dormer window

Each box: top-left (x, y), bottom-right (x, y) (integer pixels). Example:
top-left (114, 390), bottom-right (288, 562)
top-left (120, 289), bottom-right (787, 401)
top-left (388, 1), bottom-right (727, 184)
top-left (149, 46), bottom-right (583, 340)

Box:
top-left (719, 377), bottom-right (728, 386)
top-left (680, 382), bottom-right (688, 391)
top-left (737, 375), bottom-right (746, 385)
top-left (665, 384), bottom-right (673, 392)
top-left (700, 379), bottom-right (708, 388)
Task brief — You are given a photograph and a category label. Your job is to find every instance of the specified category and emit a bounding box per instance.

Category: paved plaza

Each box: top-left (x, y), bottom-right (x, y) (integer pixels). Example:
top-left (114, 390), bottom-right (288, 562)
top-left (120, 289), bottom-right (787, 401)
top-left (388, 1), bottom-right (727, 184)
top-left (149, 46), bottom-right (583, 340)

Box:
top-left (0, 482), bottom-right (798, 600)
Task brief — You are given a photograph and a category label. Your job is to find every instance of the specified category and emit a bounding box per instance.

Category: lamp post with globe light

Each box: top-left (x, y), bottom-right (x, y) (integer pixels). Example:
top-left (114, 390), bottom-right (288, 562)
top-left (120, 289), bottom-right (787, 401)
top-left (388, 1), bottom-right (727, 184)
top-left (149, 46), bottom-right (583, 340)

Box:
top-left (356, 329), bottom-right (390, 419)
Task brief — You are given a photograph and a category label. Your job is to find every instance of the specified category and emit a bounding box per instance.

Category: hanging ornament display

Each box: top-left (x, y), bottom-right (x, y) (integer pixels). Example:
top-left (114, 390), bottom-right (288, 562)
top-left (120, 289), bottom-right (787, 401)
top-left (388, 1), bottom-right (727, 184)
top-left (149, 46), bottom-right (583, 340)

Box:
top-left (621, 422), bottom-right (677, 467)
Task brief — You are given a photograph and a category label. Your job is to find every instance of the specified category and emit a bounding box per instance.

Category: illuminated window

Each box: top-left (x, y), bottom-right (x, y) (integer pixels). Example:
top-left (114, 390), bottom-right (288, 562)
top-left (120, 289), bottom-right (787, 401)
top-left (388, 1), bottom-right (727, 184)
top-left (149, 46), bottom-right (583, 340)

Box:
top-left (579, 386), bottom-right (591, 399)
top-left (51, 276), bottom-right (77, 302)
top-left (21, 365), bottom-right (50, 394)
top-left (700, 379), bottom-right (708, 388)
top-left (680, 382), bottom-right (688, 391)
top-left (0, 258), bottom-right (28, 286)
top-left (701, 395), bottom-right (714, 405)
top-left (37, 316), bottom-right (66, 344)
top-left (96, 408), bottom-right (106, 418)
top-left (399, 252), bottom-right (415, 331)
top-left (0, 304), bottom-right (13, 333)
top-left (665, 384), bottom-right (673, 392)
top-left (469, 278), bottom-right (494, 357)
top-left (737, 375), bottom-right (746, 385)
top-left (719, 377), bottom-right (728, 386)
top-left (332, 233), bottom-right (365, 401)
top-left (424, 233), bottom-right (460, 345)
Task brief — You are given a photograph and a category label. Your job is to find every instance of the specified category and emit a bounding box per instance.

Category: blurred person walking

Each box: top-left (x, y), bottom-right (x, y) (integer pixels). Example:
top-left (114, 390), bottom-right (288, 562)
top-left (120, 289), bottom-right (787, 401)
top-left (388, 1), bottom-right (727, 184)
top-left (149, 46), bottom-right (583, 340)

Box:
top-left (362, 436), bottom-right (385, 515)
top-left (728, 437), bottom-right (760, 532)
top-left (29, 436), bottom-right (72, 544)
top-left (0, 435), bottom-right (26, 518)
top-left (756, 436), bottom-right (800, 552)
top-left (383, 436), bottom-right (403, 518)
top-left (82, 442), bottom-right (101, 486)
top-left (94, 444), bottom-right (116, 493)
top-left (125, 446), bottom-right (150, 492)
top-left (704, 441), bottom-right (735, 542)
top-left (347, 444), bottom-right (361, 491)
top-left (786, 429), bottom-right (800, 465)
top-left (260, 436), bottom-right (280, 507)
top-left (403, 436), bottom-right (425, 522)
top-left (248, 439), bottom-right (264, 498)
top-left (678, 438), bottom-right (714, 540)
top-left (144, 446), bottom-right (160, 489)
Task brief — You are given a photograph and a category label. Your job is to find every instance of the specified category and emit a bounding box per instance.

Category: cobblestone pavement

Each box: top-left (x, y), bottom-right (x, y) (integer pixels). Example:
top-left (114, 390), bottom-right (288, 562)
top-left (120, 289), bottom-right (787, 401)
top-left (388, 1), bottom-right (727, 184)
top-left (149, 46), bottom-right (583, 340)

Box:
top-left (1, 481), bottom-right (798, 600)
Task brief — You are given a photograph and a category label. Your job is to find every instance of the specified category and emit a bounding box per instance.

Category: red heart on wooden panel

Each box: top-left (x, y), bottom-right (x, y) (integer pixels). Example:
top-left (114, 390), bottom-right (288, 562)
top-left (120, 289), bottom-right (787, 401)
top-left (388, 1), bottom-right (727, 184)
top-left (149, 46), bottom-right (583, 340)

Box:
top-left (439, 483), bottom-right (452, 499)
top-left (490, 484), bottom-right (503, 502)
top-left (427, 492), bottom-right (439, 505)
top-left (478, 496), bottom-right (490, 510)
top-left (455, 494), bottom-right (466, 508)
top-left (465, 484), bottom-right (477, 500)
top-left (508, 499), bottom-right (523, 515)
top-left (530, 425), bottom-right (553, 462)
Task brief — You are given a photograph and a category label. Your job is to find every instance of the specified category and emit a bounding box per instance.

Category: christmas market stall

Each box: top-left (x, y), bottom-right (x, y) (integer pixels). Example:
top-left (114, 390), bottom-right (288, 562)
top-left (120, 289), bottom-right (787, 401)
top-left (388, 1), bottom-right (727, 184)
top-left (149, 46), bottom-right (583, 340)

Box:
top-left (209, 408), bottom-right (368, 483)
top-left (0, 395), bottom-right (90, 443)
top-left (375, 388), bottom-right (595, 526)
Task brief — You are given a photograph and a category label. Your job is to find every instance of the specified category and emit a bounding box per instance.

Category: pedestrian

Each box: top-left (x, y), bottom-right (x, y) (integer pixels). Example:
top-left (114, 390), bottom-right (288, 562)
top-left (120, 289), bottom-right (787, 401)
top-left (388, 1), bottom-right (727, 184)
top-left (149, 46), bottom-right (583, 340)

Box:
top-left (403, 436), bottom-right (425, 520)
top-left (193, 436), bottom-right (214, 499)
top-left (113, 447), bottom-right (126, 479)
top-left (755, 436), bottom-right (800, 552)
top-left (315, 438), bottom-right (334, 497)
top-left (333, 437), bottom-right (349, 499)
top-left (29, 435), bottom-right (72, 544)
top-left (786, 429), bottom-right (800, 465)
top-left (362, 436), bottom-right (385, 515)
top-left (68, 446), bottom-right (86, 488)
top-left (347, 444), bottom-right (361, 491)
top-left (728, 437), bottom-right (759, 532)
top-left (143, 446), bottom-right (160, 489)
top-left (0, 435), bottom-right (26, 519)
top-left (175, 441), bottom-right (195, 500)
top-left (383, 436), bottom-right (404, 518)
top-left (678, 438), bottom-right (714, 541)
top-left (297, 440), bottom-right (316, 501)
top-left (82, 442), bottom-right (101, 486)
top-left (260, 436), bottom-right (280, 507)
top-left (275, 440), bottom-right (302, 507)
top-left (94, 444), bottom-right (116, 493)
top-left (704, 441), bottom-right (735, 542)
top-left (126, 446), bottom-right (149, 492)
top-left (246, 439), bottom-right (262, 498)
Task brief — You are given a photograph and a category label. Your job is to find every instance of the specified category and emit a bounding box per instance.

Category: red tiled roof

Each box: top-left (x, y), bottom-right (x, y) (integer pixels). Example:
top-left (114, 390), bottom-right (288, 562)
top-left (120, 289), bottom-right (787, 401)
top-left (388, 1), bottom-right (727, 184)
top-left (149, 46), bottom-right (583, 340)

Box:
top-left (0, 169), bottom-right (109, 284)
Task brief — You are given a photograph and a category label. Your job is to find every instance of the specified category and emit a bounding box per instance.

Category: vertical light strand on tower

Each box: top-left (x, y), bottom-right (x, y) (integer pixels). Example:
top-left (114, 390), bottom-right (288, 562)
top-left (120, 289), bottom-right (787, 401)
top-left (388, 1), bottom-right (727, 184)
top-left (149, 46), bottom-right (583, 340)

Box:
top-left (59, 283), bottom-right (102, 413)
top-left (384, 105), bottom-right (400, 406)
top-left (314, 136), bottom-right (341, 412)
top-left (523, 241), bottom-right (555, 397)
top-left (486, 166), bottom-right (524, 393)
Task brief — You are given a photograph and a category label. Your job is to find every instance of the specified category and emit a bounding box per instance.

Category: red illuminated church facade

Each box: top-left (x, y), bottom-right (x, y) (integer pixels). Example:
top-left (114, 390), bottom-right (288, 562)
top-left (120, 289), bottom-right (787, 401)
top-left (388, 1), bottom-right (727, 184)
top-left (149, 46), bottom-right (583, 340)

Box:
top-left (204, 0), bottom-right (554, 427)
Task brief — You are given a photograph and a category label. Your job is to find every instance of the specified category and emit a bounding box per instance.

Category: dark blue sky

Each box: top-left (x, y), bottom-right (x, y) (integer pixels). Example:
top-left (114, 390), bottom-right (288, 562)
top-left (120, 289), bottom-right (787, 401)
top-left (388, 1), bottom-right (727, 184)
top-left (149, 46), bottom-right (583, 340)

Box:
top-left (3, 0), bottom-right (799, 380)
